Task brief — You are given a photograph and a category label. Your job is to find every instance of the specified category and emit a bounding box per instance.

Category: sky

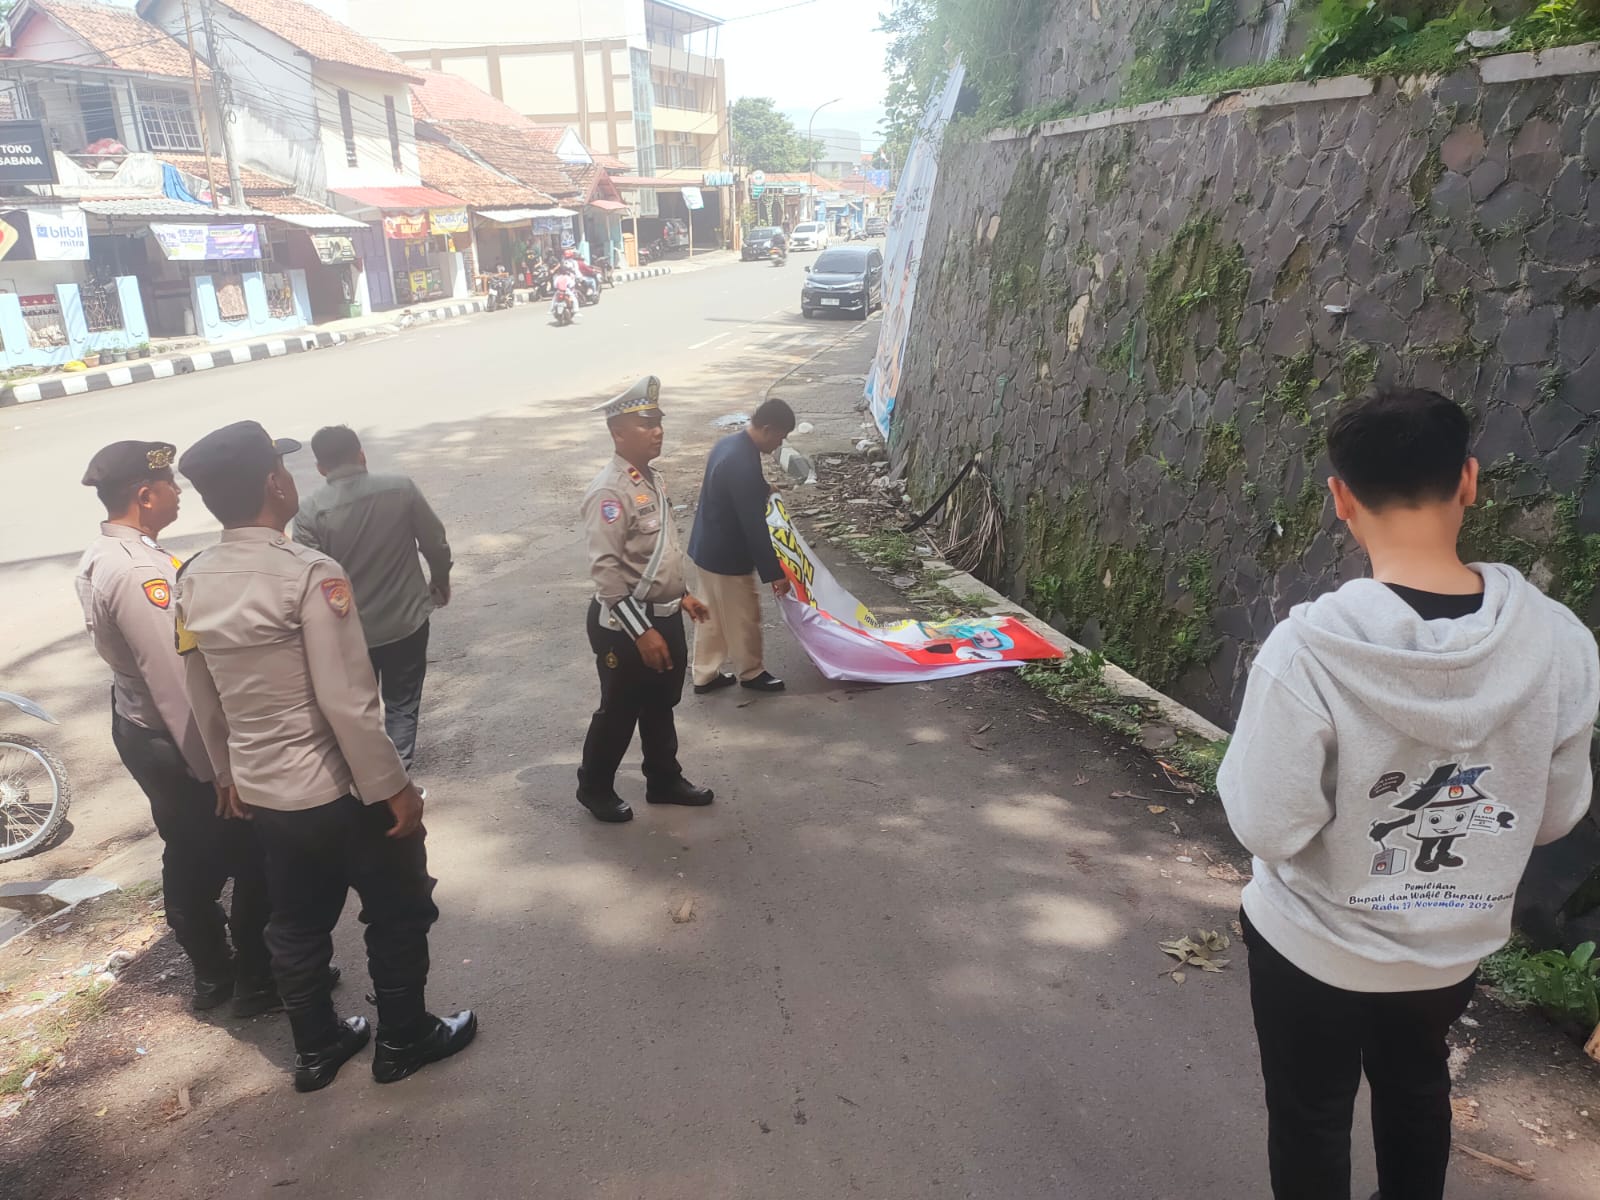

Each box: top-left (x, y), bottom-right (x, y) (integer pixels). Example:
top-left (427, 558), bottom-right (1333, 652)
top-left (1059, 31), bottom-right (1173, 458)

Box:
top-left (709, 0), bottom-right (893, 147)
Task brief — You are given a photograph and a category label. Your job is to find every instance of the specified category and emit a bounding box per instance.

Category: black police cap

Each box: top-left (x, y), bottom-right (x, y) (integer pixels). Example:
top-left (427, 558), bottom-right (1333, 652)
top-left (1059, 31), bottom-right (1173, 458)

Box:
top-left (178, 421), bottom-right (301, 489)
top-left (81, 440), bottom-right (178, 489)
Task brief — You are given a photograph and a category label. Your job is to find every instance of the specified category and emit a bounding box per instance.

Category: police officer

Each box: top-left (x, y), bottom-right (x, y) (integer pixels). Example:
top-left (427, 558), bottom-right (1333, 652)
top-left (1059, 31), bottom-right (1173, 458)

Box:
top-left (577, 377), bottom-right (715, 823)
top-left (76, 440), bottom-right (274, 1016)
top-left (174, 421), bottom-right (475, 1093)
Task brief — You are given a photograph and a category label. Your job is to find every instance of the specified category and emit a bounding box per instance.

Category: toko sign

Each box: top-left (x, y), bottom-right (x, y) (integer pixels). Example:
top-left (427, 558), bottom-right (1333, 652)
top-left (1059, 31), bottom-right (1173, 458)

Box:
top-left (0, 121), bottom-right (57, 184)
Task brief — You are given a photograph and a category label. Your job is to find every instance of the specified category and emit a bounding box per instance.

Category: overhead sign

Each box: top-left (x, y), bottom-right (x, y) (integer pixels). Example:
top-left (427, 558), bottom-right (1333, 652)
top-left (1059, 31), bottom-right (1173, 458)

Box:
top-left (151, 222), bottom-right (261, 260)
top-left (749, 169), bottom-right (765, 198)
top-left (311, 234), bottom-right (356, 264)
top-left (701, 170), bottom-right (733, 187)
top-left (383, 211), bottom-right (428, 239)
top-left (680, 186), bottom-right (704, 211)
top-left (0, 121), bottom-right (57, 184)
top-left (0, 207), bottom-right (89, 261)
top-left (429, 207), bottom-right (469, 235)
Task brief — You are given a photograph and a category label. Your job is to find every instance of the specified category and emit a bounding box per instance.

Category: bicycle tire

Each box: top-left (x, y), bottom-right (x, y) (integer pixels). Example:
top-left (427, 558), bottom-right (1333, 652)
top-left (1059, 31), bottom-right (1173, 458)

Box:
top-left (0, 731), bottom-right (71, 862)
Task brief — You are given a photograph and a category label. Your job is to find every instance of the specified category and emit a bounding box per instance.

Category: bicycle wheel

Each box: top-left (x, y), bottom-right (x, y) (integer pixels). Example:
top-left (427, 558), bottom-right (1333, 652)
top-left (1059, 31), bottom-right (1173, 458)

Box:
top-left (0, 732), bottom-right (70, 862)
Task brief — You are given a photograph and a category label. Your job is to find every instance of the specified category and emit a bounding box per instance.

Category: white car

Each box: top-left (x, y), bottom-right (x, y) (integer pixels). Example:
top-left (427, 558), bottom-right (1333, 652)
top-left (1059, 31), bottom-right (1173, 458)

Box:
top-left (790, 221), bottom-right (829, 251)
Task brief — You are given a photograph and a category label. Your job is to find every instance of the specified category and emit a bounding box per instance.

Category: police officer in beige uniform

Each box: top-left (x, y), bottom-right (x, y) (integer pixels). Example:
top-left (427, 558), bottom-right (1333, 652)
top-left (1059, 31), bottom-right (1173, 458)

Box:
top-left (577, 377), bottom-right (715, 823)
top-left (75, 440), bottom-right (274, 1016)
top-left (174, 421), bottom-right (475, 1093)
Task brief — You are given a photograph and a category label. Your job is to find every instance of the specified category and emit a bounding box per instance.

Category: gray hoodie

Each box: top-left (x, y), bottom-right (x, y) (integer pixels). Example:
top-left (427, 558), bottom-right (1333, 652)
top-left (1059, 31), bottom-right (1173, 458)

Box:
top-left (1219, 563), bottom-right (1599, 992)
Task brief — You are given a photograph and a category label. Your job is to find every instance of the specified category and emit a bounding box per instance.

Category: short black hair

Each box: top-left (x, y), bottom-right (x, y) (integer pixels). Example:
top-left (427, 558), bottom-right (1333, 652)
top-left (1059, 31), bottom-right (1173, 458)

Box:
top-left (1327, 387), bottom-right (1471, 511)
top-left (194, 469), bottom-right (270, 525)
top-left (311, 425), bottom-right (362, 468)
top-left (751, 398), bottom-right (797, 434)
top-left (96, 478), bottom-right (143, 514)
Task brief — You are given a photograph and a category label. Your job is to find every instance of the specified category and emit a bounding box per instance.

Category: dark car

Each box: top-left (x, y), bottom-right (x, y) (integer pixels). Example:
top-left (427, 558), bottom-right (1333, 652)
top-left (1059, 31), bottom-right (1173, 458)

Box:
top-left (865, 216), bottom-right (888, 238)
top-left (742, 226), bottom-right (784, 261)
top-left (801, 246), bottom-right (883, 319)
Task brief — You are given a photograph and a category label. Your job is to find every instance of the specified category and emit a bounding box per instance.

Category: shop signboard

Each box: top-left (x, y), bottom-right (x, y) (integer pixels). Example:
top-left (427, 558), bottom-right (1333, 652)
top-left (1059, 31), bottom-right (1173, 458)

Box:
top-left (151, 222), bottom-right (261, 261)
top-left (311, 235), bottom-right (356, 264)
top-left (680, 186), bottom-right (704, 211)
top-left (383, 211), bottom-right (429, 239)
top-left (701, 170), bottom-right (733, 187)
top-left (749, 169), bottom-right (765, 198)
top-left (0, 121), bottom-right (57, 184)
top-left (532, 215), bottom-right (571, 233)
top-left (0, 207), bottom-right (89, 260)
top-left (429, 208), bottom-right (469, 235)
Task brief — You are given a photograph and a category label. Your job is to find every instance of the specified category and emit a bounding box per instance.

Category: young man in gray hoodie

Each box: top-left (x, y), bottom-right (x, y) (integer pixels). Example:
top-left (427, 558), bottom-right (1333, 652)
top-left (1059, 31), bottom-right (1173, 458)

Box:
top-left (1219, 387), bottom-right (1599, 1200)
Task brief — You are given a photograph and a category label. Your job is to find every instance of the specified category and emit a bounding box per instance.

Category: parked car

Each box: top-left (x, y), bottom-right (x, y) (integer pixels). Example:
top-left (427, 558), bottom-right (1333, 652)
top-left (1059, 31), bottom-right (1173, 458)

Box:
top-left (742, 226), bottom-right (784, 261)
top-left (801, 246), bottom-right (884, 319)
top-left (790, 221), bottom-right (829, 251)
top-left (864, 216), bottom-right (888, 238)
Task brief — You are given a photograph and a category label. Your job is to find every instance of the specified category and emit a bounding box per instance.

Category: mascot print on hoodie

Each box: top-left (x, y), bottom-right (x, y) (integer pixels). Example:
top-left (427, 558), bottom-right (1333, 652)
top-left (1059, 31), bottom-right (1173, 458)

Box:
top-left (1367, 762), bottom-right (1518, 876)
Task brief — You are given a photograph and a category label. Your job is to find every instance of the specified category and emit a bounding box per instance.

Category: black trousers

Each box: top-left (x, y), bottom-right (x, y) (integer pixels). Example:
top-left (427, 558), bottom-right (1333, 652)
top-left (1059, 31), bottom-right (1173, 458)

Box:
top-left (250, 796), bottom-right (439, 1051)
top-left (111, 710), bottom-right (271, 985)
top-left (369, 620), bottom-right (430, 770)
top-left (579, 602), bottom-right (686, 795)
top-left (1242, 910), bottom-right (1476, 1200)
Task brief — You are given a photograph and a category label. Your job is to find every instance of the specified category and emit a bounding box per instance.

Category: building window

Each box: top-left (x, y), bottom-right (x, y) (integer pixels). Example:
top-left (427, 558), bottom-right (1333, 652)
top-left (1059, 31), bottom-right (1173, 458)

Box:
top-left (0, 80), bottom-right (32, 121)
top-left (78, 82), bottom-right (119, 145)
top-left (652, 141), bottom-right (701, 169)
top-left (137, 86), bottom-right (203, 153)
top-left (385, 96), bottom-right (402, 172)
top-left (655, 80), bottom-right (700, 110)
top-left (339, 89), bottom-right (357, 167)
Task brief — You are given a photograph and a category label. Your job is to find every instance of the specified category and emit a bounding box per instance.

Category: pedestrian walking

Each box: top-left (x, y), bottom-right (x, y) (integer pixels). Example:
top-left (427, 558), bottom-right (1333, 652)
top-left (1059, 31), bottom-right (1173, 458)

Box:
top-left (293, 425), bottom-right (451, 776)
top-left (577, 376), bottom-right (714, 823)
top-left (75, 440), bottom-right (276, 1017)
top-left (175, 421), bottom-right (475, 1093)
top-left (1217, 387), bottom-right (1599, 1200)
top-left (687, 398), bottom-right (795, 695)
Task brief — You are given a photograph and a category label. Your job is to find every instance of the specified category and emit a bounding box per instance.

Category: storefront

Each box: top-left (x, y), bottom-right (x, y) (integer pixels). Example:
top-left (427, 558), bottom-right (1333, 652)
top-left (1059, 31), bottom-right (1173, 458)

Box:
top-left (329, 187), bottom-right (470, 312)
top-left (267, 211), bottom-right (372, 323)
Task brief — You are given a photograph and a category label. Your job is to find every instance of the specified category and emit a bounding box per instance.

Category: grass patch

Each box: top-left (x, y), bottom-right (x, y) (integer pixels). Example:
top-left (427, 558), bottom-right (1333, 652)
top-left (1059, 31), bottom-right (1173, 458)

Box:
top-left (1, 980), bottom-right (112, 1095)
top-left (1481, 935), bottom-right (1600, 1027)
top-left (855, 529), bottom-right (920, 573)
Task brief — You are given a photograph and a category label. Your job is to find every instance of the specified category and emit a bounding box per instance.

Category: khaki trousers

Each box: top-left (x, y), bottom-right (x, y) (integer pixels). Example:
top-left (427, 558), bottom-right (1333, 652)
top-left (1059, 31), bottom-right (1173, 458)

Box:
top-left (692, 568), bottom-right (766, 686)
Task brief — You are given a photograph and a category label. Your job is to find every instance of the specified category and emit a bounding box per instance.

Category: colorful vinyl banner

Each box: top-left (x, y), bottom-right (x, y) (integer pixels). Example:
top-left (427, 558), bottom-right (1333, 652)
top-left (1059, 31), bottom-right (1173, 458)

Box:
top-left (766, 495), bottom-right (1062, 683)
top-left (383, 211), bottom-right (429, 239)
top-left (0, 207), bottom-right (89, 260)
top-left (429, 207), bottom-right (469, 235)
top-left (151, 222), bottom-right (260, 260)
top-left (864, 58), bottom-right (965, 440)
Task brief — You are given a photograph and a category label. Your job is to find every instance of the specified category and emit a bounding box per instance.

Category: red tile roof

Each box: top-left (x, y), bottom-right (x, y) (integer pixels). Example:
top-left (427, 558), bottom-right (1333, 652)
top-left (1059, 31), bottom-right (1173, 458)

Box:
top-left (410, 70), bottom-right (534, 127)
top-left (159, 154), bottom-right (290, 194)
top-left (417, 141), bottom-right (554, 209)
top-left (422, 122), bottom-right (578, 199)
top-left (21, 0), bottom-right (203, 80)
top-left (214, 0), bottom-right (419, 80)
top-left (247, 192), bottom-right (346, 216)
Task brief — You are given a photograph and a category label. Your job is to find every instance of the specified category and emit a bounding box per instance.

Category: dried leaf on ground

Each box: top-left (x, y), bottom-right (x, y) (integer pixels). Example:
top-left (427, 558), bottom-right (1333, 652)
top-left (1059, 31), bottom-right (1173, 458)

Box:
top-left (1147, 805), bottom-right (1168, 814)
top-left (972, 720), bottom-right (994, 735)
top-left (1072, 773), bottom-right (1089, 786)
top-left (165, 1086), bottom-right (192, 1122)
top-left (1206, 863), bottom-right (1248, 884)
top-left (1158, 930), bottom-right (1232, 977)
top-left (1110, 790), bottom-right (1151, 801)
top-left (671, 897), bottom-right (696, 924)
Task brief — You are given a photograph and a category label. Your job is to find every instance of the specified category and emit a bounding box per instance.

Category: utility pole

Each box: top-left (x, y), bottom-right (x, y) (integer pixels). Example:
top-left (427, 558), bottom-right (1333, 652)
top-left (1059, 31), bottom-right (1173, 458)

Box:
top-left (198, 0), bottom-right (244, 208)
top-left (179, 0), bottom-right (218, 209)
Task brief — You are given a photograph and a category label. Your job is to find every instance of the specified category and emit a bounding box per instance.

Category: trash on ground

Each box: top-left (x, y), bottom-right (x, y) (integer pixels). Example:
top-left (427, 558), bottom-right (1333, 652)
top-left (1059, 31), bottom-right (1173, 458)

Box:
top-left (671, 896), bottom-right (696, 924)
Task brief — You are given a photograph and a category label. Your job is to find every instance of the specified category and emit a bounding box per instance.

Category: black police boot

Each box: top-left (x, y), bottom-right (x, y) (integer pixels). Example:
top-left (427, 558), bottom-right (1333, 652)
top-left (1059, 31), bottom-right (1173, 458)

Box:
top-left (372, 1010), bottom-right (478, 1084)
top-left (292, 1016), bottom-right (370, 1093)
top-left (646, 777), bottom-right (714, 806)
top-left (191, 960), bottom-right (235, 1012)
top-left (577, 786), bottom-right (634, 822)
top-left (234, 965), bottom-right (343, 1019)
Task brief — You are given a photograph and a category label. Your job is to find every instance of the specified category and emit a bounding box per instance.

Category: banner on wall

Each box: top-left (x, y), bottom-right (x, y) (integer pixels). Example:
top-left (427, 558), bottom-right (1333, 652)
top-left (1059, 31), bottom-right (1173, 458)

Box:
top-left (863, 58), bottom-right (966, 441)
top-left (766, 496), bottom-right (1063, 683)
top-left (0, 207), bottom-right (89, 261)
top-left (429, 208), bottom-right (469, 235)
top-left (151, 222), bottom-right (261, 260)
top-left (383, 211), bottom-right (428, 239)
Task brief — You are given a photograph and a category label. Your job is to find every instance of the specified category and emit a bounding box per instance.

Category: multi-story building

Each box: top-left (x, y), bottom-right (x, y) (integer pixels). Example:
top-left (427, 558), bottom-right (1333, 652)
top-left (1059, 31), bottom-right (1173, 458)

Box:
top-left (810, 127), bottom-right (863, 180)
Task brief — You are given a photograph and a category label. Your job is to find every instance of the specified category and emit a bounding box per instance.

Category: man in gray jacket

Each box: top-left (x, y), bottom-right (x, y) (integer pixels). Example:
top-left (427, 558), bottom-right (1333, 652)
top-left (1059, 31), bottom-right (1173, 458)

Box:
top-left (294, 426), bottom-right (451, 771)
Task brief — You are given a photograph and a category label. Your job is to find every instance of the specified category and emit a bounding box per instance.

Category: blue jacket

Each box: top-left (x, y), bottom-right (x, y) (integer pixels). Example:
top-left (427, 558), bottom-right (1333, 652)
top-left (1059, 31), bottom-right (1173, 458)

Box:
top-left (688, 432), bottom-right (783, 582)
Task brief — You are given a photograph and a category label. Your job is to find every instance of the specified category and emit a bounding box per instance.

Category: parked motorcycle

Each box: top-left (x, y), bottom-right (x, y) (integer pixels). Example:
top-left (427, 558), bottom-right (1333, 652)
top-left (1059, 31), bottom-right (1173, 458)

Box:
top-left (593, 254), bottom-right (616, 289)
top-left (485, 273), bottom-right (516, 311)
top-left (0, 690), bottom-right (70, 862)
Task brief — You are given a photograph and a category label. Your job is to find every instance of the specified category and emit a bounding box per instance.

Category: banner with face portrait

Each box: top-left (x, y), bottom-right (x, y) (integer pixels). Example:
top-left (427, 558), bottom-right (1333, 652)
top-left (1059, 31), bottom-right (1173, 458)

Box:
top-left (766, 496), bottom-right (1063, 683)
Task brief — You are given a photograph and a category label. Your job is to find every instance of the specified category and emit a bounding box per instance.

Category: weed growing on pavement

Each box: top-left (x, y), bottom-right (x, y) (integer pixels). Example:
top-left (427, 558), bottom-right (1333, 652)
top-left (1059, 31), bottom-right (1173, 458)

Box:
top-left (1, 980), bottom-right (112, 1094)
top-left (1482, 937), bottom-right (1600, 1027)
top-left (856, 529), bottom-right (921, 573)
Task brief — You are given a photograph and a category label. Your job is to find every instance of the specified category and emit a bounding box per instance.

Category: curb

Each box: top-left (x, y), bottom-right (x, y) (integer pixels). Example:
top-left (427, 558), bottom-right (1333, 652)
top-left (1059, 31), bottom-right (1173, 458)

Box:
top-left (0, 876), bottom-right (118, 948)
top-left (0, 299), bottom-right (486, 408)
top-left (616, 266), bottom-right (672, 282)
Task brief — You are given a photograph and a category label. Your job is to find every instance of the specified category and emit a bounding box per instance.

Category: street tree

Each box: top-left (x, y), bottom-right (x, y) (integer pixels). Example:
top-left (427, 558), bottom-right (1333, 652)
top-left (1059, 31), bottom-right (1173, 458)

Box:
top-left (729, 97), bottom-right (820, 172)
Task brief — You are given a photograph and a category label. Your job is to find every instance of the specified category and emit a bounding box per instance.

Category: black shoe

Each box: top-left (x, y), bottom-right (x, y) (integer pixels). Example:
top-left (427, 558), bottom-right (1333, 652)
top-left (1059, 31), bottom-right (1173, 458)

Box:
top-left (292, 1016), bottom-right (370, 1093)
top-left (646, 777), bottom-right (714, 806)
top-left (693, 673), bottom-right (737, 695)
top-left (234, 965), bottom-right (343, 1019)
top-left (1435, 851), bottom-right (1464, 868)
top-left (192, 972), bottom-right (235, 1012)
top-left (1417, 858), bottom-right (1440, 873)
top-left (740, 671), bottom-right (786, 693)
top-left (577, 788), bottom-right (634, 822)
top-left (372, 1010), bottom-right (478, 1084)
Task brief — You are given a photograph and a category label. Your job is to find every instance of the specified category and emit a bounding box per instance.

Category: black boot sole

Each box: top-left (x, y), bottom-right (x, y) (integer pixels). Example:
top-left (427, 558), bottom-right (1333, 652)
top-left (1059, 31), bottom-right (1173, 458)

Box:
top-left (577, 791), bottom-right (633, 822)
top-left (373, 1012), bottom-right (479, 1084)
top-left (293, 1022), bottom-right (371, 1094)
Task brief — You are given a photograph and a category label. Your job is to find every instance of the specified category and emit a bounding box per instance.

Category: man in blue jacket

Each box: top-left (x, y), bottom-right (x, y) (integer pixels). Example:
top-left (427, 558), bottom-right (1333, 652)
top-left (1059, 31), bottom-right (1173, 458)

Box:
top-left (688, 399), bottom-right (797, 694)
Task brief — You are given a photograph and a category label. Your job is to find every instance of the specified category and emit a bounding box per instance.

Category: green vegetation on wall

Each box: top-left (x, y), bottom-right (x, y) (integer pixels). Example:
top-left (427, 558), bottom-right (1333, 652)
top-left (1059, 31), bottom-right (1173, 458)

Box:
top-left (986, 155), bottom-right (1054, 331)
top-left (1145, 215), bottom-right (1250, 390)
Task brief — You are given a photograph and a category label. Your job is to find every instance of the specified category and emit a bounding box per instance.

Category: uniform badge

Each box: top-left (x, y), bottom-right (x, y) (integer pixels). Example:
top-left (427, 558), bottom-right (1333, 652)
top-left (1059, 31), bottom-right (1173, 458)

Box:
top-left (320, 578), bottom-right (353, 618)
top-left (605, 650), bottom-right (619, 669)
top-left (142, 579), bottom-right (171, 609)
top-left (633, 492), bottom-right (652, 507)
top-left (600, 499), bottom-right (622, 524)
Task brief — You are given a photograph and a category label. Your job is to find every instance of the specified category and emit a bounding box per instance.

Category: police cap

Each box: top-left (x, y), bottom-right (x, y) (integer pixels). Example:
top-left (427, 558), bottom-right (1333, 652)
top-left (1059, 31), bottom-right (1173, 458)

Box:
top-left (81, 440), bottom-right (178, 489)
top-left (178, 420), bottom-right (301, 492)
top-left (596, 376), bottom-right (662, 422)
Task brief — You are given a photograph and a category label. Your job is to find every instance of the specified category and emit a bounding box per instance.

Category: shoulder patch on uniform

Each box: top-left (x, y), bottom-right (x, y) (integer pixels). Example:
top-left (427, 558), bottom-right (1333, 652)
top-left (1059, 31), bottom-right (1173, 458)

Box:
top-left (320, 578), bottom-right (353, 618)
top-left (142, 579), bottom-right (171, 609)
top-left (600, 499), bottom-right (622, 524)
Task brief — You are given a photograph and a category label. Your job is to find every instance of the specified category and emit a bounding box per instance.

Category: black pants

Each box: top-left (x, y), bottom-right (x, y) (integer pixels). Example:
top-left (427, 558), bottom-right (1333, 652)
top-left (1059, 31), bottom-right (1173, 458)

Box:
top-left (250, 796), bottom-right (439, 1051)
top-left (111, 710), bottom-right (271, 985)
top-left (579, 602), bottom-right (686, 795)
top-left (368, 620), bottom-right (429, 770)
top-left (1242, 910), bottom-right (1476, 1200)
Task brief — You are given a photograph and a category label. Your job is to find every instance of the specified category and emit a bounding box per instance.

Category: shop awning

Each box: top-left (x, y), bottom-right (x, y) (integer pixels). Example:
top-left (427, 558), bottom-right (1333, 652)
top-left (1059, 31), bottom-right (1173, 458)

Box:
top-left (539, 207), bottom-right (579, 218)
top-left (270, 211), bottom-right (369, 231)
top-left (331, 186), bottom-right (465, 211)
top-left (475, 208), bottom-right (547, 224)
top-left (586, 199), bottom-right (628, 212)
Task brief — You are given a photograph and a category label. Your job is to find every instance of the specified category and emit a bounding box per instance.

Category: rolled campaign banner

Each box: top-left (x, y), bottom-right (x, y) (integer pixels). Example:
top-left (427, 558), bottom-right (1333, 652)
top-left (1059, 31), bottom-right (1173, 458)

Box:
top-left (766, 496), bottom-right (1064, 683)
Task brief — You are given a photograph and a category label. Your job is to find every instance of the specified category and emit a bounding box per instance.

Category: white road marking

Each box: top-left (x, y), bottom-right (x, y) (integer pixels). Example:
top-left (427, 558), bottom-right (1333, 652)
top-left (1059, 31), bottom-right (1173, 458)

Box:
top-left (687, 331), bottom-right (734, 351)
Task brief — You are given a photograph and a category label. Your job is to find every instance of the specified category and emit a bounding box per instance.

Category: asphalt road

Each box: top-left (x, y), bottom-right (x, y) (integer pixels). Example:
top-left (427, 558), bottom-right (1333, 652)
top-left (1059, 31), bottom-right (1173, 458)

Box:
top-left (0, 254), bottom-right (1544, 1199)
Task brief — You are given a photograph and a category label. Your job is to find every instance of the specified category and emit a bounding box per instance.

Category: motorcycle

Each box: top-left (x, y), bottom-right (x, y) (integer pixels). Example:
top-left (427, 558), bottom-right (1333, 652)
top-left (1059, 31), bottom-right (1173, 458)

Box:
top-left (484, 275), bottom-right (516, 311)
top-left (551, 279), bottom-right (577, 326)
top-left (576, 274), bottom-right (601, 306)
top-left (593, 254), bottom-right (616, 289)
top-left (770, 243), bottom-right (787, 267)
top-left (0, 691), bottom-right (70, 862)
top-left (529, 259), bottom-right (551, 299)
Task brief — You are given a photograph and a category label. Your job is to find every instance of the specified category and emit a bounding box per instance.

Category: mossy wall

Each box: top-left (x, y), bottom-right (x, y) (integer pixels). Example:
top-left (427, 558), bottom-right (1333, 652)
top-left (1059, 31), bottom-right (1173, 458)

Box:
top-left (894, 68), bottom-right (1600, 724)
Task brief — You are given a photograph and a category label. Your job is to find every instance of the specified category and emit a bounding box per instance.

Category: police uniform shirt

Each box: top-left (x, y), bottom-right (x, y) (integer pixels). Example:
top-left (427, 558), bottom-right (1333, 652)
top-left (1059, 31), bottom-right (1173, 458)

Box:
top-left (75, 523), bottom-right (213, 782)
top-left (582, 454), bottom-right (687, 638)
top-left (175, 527), bottom-right (409, 812)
